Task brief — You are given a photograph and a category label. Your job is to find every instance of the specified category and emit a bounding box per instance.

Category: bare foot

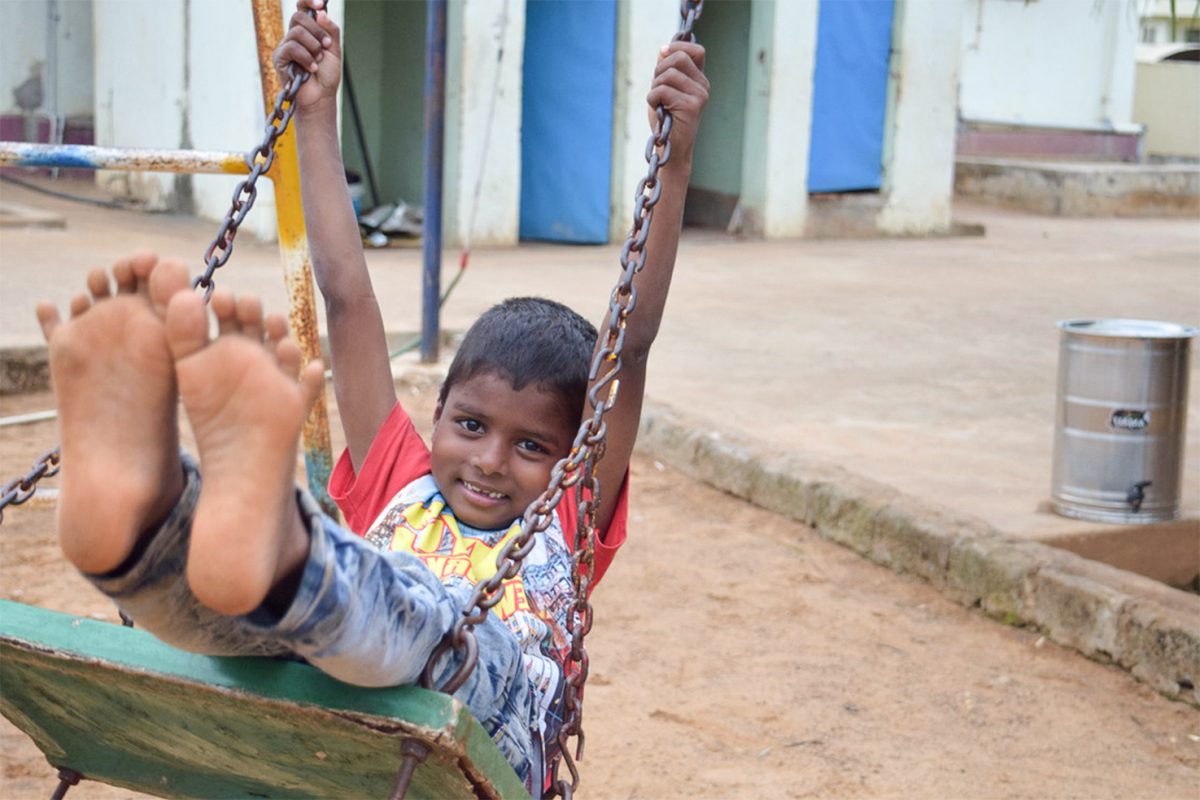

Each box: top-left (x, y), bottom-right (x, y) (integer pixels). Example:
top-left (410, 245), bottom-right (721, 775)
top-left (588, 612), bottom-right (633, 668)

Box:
top-left (36, 253), bottom-right (190, 574)
top-left (164, 288), bottom-right (324, 616)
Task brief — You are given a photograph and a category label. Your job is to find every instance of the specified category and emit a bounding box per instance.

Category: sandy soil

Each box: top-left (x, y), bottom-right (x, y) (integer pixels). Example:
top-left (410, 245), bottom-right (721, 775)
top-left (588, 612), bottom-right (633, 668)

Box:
top-left (1, 384), bottom-right (1197, 799)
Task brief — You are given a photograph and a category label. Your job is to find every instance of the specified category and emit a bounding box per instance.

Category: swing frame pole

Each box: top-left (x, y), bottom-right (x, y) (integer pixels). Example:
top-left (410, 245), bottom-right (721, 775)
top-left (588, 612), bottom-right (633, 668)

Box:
top-left (421, 0), bottom-right (448, 364)
top-left (250, 0), bottom-right (338, 517)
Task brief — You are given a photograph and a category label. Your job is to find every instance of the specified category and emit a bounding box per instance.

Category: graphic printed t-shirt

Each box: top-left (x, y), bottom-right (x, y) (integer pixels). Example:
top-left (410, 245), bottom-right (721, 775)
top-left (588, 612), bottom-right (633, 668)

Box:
top-left (329, 402), bottom-right (627, 772)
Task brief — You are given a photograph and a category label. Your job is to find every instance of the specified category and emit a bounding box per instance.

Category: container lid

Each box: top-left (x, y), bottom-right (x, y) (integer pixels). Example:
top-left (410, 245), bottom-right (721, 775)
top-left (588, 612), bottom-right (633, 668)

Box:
top-left (1057, 319), bottom-right (1198, 339)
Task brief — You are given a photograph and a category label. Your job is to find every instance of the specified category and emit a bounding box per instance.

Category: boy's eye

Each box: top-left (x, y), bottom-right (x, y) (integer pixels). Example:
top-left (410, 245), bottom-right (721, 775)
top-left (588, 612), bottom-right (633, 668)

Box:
top-left (458, 418), bottom-right (483, 434)
top-left (517, 439), bottom-right (547, 455)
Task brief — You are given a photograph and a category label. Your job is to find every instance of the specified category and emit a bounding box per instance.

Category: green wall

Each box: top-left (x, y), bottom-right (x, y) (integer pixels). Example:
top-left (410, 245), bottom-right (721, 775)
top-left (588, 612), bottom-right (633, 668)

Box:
top-left (689, 0), bottom-right (751, 197)
top-left (341, 0), bottom-right (426, 211)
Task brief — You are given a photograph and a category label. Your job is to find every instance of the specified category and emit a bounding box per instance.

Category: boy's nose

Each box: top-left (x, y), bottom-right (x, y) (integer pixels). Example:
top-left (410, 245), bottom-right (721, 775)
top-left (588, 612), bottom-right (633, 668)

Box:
top-left (471, 439), bottom-right (506, 476)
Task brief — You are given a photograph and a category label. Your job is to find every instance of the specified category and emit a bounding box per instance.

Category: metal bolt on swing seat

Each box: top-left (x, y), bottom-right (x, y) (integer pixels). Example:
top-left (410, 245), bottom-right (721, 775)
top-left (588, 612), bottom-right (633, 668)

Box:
top-left (50, 768), bottom-right (82, 800)
top-left (388, 739), bottom-right (432, 800)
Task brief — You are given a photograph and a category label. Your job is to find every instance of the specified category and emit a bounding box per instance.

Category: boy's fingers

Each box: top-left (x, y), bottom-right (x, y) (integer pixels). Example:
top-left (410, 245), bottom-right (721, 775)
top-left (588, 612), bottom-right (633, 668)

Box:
top-left (658, 41), bottom-right (705, 72)
top-left (652, 65), bottom-right (708, 98)
top-left (286, 23), bottom-right (325, 59)
top-left (315, 11), bottom-right (341, 52)
top-left (654, 49), bottom-right (707, 88)
top-left (285, 9), bottom-right (326, 50)
top-left (275, 40), bottom-right (318, 74)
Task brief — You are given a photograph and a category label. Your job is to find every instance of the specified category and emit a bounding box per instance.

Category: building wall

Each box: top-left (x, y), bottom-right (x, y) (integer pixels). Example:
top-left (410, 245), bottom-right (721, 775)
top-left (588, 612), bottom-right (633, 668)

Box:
top-left (342, 0), bottom-right (426, 212)
top-left (610, 1), bottom-right (681, 241)
top-left (689, 0), bottom-right (751, 200)
top-left (445, 0), bottom-right (525, 248)
top-left (0, 0), bottom-right (93, 121)
top-left (743, 0), bottom-right (818, 239)
top-left (1134, 61), bottom-right (1200, 158)
top-left (960, 0), bottom-right (1139, 130)
top-left (93, 0), bottom-right (343, 239)
top-left (879, 0), bottom-right (962, 235)
top-left (93, 0), bottom-right (188, 211)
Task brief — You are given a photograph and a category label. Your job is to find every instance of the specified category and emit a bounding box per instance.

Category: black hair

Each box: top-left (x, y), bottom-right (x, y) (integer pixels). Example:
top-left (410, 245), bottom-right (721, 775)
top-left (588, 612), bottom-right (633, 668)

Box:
top-left (438, 297), bottom-right (599, 427)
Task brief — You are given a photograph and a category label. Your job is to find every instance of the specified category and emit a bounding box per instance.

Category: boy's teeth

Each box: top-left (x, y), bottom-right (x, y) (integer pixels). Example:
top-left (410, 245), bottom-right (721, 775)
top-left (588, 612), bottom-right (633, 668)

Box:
top-left (466, 481), bottom-right (504, 499)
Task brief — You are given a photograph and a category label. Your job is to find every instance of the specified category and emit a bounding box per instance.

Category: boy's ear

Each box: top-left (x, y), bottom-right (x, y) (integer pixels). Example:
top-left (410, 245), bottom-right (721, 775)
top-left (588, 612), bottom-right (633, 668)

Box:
top-left (432, 401), bottom-right (443, 429)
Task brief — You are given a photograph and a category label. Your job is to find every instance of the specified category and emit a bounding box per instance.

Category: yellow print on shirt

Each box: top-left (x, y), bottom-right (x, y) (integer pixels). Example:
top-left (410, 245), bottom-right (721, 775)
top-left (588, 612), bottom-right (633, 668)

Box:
top-left (388, 499), bottom-right (531, 620)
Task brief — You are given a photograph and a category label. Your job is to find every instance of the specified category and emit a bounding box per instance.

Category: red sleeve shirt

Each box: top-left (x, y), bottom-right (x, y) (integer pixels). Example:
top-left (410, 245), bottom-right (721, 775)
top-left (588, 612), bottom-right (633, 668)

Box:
top-left (329, 402), bottom-right (628, 586)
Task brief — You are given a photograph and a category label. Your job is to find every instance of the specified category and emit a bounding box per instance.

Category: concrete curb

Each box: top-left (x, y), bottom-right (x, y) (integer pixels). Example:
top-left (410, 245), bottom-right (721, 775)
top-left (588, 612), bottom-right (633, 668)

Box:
top-left (637, 400), bottom-right (1200, 706)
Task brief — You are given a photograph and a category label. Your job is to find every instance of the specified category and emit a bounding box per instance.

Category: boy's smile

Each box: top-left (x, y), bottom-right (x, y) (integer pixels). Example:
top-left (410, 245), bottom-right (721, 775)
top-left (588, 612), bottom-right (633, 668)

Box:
top-left (431, 371), bottom-right (576, 531)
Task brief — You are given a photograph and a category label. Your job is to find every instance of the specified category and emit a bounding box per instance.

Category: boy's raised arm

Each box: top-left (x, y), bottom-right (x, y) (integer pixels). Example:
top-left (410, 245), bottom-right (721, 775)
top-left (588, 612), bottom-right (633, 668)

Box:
top-left (589, 42), bottom-right (709, 535)
top-left (274, 0), bottom-right (397, 471)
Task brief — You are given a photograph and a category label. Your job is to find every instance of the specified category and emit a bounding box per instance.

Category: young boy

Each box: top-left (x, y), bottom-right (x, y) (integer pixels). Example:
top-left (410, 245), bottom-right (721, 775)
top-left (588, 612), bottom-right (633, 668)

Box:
top-left (38, 0), bottom-right (706, 791)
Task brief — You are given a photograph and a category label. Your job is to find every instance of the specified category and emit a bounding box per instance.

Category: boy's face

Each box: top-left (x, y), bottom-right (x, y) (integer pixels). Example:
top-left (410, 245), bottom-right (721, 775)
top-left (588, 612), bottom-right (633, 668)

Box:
top-left (431, 371), bottom-right (576, 530)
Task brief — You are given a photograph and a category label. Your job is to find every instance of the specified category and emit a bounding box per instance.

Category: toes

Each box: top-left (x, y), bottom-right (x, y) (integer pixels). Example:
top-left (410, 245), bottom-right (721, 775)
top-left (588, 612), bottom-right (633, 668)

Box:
top-left (69, 293), bottom-right (91, 319)
top-left (236, 296), bottom-right (264, 342)
top-left (147, 257), bottom-right (193, 318)
top-left (87, 269), bottom-right (112, 301)
top-left (125, 250), bottom-right (160, 285)
top-left (275, 338), bottom-right (303, 378)
top-left (299, 359), bottom-right (326, 407)
top-left (211, 290), bottom-right (239, 335)
top-left (36, 302), bottom-right (62, 343)
top-left (264, 313), bottom-right (288, 345)
top-left (112, 260), bottom-right (137, 294)
top-left (165, 292), bottom-right (211, 362)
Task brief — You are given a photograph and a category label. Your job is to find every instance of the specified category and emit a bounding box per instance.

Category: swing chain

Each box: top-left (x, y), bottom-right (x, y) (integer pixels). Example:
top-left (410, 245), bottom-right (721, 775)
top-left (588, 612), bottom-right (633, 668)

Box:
top-left (551, 6), bottom-right (702, 797)
top-left (421, 4), bottom-right (703, 798)
top-left (193, 63), bottom-right (308, 299)
top-left (0, 447), bottom-right (61, 524)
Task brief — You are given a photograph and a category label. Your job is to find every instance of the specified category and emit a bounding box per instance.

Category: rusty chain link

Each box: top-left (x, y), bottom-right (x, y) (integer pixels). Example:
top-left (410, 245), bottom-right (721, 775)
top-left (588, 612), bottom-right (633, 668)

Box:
top-left (421, 4), bottom-right (704, 798)
top-left (0, 7), bottom-right (319, 524)
top-left (0, 448), bottom-right (60, 525)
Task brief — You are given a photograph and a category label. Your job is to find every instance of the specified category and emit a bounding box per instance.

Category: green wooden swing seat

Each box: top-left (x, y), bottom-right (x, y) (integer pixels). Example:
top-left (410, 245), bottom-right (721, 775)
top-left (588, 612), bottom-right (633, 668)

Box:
top-left (0, 600), bottom-right (528, 799)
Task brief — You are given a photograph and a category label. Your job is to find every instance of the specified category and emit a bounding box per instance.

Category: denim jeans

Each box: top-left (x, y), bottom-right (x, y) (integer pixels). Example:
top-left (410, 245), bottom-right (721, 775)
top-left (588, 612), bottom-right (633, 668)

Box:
top-left (86, 457), bottom-right (535, 783)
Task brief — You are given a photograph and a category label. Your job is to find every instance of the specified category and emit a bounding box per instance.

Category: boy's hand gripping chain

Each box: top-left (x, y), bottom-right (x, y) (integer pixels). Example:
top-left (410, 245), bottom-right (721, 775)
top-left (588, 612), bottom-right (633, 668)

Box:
top-left (421, 4), bottom-right (704, 797)
top-left (0, 7), bottom-right (320, 525)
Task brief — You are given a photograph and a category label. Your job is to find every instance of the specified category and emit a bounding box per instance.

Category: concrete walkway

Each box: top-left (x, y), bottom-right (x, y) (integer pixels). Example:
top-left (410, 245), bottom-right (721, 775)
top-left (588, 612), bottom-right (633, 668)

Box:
top-left (1, 177), bottom-right (1198, 700)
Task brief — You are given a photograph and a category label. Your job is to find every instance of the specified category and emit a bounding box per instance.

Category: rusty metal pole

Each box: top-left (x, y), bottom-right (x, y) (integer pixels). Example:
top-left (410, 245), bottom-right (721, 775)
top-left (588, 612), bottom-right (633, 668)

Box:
top-left (250, 0), bottom-right (338, 519)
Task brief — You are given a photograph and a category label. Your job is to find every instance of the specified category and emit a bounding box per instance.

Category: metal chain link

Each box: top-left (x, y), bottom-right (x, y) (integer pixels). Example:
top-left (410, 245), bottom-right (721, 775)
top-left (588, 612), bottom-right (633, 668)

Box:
top-left (0, 448), bottom-right (60, 525)
top-left (420, 5), bottom-right (704, 799)
top-left (0, 7), bottom-right (318, 524)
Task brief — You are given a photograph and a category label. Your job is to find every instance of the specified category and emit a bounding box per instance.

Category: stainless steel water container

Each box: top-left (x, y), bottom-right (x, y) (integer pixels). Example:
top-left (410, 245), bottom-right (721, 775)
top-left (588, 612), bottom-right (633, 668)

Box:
top-left (1051, 319), bottom-right (1197, 524)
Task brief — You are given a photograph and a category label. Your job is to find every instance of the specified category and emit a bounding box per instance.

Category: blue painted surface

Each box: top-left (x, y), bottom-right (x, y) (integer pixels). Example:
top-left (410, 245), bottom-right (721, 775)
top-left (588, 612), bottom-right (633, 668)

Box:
top-left (519, 0), bottom-right (617, 244)
top-left (807, 0), bottom-right (895, 193)
top-left (5, 144), bottom-right (100, 168)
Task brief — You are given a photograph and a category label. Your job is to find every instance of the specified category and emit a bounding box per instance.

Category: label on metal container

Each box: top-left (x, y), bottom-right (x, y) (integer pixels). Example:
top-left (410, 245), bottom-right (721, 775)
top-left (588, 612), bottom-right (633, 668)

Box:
top-left (1110, 409), bottom-right (1150, 431)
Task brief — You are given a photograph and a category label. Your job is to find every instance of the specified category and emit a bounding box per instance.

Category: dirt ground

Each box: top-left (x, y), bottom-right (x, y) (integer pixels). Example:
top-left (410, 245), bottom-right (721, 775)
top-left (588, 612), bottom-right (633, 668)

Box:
top-left (1, 382), bottom-right (1197, 800)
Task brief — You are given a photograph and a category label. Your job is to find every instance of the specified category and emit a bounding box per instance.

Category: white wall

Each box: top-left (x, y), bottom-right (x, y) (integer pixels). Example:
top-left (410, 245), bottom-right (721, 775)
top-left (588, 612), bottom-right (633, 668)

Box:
top-left (94, 0), bottom-right (335, 238)
top-left (445, 0), bottom-right (525, 247)
top-left (960, 0), bottom-right (1140, 130)
top-left (880, 0), bottom-right (963, 235)
top-left (757, 0), bottom-right (818, 239)
top-left (93, 0), bottom-right (187, 209)
top-left (0, 0), bottom-right (93, 121)
top-left (1134, 61), bottom-right (1200, 158)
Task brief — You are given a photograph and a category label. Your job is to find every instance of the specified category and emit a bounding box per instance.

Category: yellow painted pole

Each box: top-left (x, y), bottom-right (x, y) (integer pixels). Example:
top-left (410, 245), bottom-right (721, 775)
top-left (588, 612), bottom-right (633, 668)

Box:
top-left (250, 0), bottom-right (337, 519)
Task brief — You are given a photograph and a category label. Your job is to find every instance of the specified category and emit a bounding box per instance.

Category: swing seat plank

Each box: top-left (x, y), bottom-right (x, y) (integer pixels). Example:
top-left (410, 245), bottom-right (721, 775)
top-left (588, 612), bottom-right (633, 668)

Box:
top-left (0, 600), bottom-right (528, 799)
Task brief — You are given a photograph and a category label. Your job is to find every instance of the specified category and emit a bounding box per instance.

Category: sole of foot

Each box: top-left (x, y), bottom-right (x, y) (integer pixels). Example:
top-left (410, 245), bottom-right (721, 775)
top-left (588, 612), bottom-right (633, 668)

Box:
top-left (165, 287), bottom-right (324, 616)
top-left (36, 253), bottom-right (189, 575)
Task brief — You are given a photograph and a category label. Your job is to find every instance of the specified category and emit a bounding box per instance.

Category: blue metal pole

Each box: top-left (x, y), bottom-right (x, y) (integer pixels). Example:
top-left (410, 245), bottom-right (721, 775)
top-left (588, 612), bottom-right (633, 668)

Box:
top-left (421, 0), bottom-right (447, 363)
